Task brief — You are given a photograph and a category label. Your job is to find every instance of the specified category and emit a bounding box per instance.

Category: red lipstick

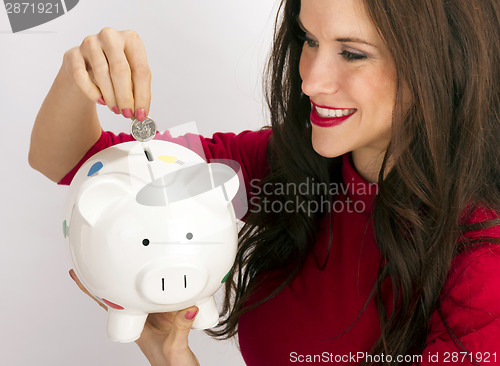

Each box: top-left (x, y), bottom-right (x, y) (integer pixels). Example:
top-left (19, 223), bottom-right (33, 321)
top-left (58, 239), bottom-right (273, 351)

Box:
top-left (309, 101), bottom-right (356, 128)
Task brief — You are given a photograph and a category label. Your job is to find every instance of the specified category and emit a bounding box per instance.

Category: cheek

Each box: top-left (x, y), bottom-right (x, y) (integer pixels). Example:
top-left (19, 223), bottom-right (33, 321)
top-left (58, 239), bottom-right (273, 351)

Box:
top-left (351, 66), bottom-right (397, 119)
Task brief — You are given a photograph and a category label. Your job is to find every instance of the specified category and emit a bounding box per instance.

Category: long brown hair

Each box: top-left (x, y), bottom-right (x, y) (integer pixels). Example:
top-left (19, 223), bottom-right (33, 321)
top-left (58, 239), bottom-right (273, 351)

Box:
top-left (208, 0), bottom-right (500, 362)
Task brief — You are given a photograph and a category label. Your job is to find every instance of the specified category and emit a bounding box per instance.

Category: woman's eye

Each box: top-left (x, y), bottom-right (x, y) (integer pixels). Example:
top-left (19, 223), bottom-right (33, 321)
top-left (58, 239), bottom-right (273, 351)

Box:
top-left (296, 32), bottom-right (318, 48)
top-left (296, 30), bottom-right (367, 62)
top-left (339, 50), bottom-right (367, 61)
top-left (304, 36), bottom-right (318, 48)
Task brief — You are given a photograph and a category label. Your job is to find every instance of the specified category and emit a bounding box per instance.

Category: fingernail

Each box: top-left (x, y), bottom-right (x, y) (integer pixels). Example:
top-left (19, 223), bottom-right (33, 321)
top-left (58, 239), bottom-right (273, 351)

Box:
top-left (112, 106), bottom-right (120, 114)
top-left (122, 108), bottom-right (133, 118)
top-left (185, 310), bottom-right (198, 320)
top-left (136, 108), bottom-right (146, 121)
top-left (97, 97), bottom-right (106, 105)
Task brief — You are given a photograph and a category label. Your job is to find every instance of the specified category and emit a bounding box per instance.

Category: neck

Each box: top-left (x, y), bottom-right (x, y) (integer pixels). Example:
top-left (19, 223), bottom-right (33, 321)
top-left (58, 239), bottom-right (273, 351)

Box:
top-left (351, 148), bottom-right (392, 183)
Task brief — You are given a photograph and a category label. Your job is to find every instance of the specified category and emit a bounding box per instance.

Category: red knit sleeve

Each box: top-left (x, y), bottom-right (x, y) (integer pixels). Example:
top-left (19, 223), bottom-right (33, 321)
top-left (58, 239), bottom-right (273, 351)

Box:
top-left (57, 129), bottom-right (134, 185)
top-left (415, 208), bottom-right (500, 365)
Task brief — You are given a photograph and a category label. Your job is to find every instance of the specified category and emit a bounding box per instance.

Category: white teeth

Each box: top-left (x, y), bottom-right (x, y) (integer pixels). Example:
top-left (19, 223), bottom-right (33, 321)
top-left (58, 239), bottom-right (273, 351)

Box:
top-left (314, 106), bottom-right (355, 118)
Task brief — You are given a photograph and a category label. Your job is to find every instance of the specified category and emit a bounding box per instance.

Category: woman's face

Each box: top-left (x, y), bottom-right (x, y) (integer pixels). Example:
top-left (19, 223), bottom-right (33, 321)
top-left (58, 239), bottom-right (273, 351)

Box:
top-left (298, 0), bottom-right (397, 179)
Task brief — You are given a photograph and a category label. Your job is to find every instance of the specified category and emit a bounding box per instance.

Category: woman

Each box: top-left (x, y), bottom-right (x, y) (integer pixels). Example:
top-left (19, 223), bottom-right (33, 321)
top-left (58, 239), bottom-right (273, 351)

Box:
top-left (29, 0), bottom-right (500, 364)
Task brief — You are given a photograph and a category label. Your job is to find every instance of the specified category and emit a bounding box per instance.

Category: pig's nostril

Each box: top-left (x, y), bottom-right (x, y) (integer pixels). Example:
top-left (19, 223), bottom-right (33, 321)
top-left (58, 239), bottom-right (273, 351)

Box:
top-left (142, 239), bottom-right (150, 246)
top-left (160, 275), bottom-right (187, 291)
top-left (186, 233), bottom-right (193, 240)
top-left (139, 266), bottom-right (206, 304)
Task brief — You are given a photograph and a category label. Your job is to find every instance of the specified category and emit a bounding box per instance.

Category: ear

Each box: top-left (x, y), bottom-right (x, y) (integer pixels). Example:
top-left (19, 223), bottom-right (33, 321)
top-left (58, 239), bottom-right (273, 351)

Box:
top-left (208, 163), bottom-right (239, 201)
top-left (76, 176), bottom-right (130, 226)
top-left (208, 160), bottom-right (247, 219)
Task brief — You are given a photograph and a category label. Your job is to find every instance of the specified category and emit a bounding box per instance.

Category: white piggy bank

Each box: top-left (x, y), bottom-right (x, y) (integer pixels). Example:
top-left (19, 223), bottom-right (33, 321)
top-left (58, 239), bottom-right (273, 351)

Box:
top-left (63, 140), bottom-right (244, 342)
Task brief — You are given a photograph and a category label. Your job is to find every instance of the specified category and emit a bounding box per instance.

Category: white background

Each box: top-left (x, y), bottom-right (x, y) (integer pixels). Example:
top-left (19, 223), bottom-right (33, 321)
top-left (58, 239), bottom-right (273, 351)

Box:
top-left (0, 1), bottom-right (278, 365)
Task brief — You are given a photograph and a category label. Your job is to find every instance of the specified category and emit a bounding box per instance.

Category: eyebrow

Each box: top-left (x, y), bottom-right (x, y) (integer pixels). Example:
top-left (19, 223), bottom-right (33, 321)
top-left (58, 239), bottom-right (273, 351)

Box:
top-left (296, 16), bottom-right (378, 49)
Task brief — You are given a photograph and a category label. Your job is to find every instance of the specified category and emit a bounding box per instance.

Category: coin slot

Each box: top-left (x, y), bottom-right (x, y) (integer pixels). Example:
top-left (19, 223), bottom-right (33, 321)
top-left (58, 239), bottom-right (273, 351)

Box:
top-left (144, 148), bottom-right (154, 162)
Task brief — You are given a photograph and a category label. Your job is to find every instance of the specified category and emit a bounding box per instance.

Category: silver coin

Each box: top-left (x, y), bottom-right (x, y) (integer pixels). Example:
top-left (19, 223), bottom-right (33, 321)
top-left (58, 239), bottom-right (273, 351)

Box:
top-left (131, 117), bottom-right (157, 142)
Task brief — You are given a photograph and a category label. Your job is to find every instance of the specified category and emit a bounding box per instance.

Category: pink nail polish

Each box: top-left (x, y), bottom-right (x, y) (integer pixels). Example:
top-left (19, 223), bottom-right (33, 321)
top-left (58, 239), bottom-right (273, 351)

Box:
top-left (136, 108), bottom-right (146, 121)
top-left (185, 310), bottom-right (198, 320)
top-left (112, 106), bottom-right (120, 114)
top-left (97, 97), bottom-right (106, 105)
top-left (122, 108), bottom-right (133, 118)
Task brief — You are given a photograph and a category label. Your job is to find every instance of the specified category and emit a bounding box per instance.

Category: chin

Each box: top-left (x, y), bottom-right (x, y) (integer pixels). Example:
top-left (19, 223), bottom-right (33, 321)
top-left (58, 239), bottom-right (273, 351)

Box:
top-left (311, 135), bottom-right (349, 159)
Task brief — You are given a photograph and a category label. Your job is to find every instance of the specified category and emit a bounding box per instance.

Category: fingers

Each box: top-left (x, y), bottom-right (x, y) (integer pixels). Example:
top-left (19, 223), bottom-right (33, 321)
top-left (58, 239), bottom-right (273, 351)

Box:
top-left (166, 306), bottom-right (199, 353)
top-left (64, 28), bottom-right (151, 121)
top-left (80, 41), bottom-right (120, 116)
top-left (64, 47), bottom-right (102, 104)
top-left (98, 28), bottom-right (134, 118)
top-left (124, 31), bottom-right (151, 121)
top-left (80, 35), bottom-right (119, 115)
top-left (137, 307), bottom-right (200, 366)
top-left (69, 269), bottom-right (108, 311)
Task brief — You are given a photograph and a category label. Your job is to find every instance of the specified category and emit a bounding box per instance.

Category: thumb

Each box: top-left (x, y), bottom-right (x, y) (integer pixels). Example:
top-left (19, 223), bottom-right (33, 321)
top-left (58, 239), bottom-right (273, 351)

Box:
top-left (167, 306), bottom-right (199, 351)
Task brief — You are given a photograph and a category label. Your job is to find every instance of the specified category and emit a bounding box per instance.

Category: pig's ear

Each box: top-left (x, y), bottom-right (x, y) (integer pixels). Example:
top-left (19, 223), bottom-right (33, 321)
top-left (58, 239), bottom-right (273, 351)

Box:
top-left (208, 160), bottom-right (248, 219)
top-left (76, 176), bottom-right (130, 226)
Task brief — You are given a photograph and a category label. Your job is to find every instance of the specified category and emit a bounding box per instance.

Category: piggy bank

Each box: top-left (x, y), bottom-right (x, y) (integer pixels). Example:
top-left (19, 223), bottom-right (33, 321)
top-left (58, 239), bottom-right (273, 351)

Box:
top-left (62, 139), bottom-right (244, 342)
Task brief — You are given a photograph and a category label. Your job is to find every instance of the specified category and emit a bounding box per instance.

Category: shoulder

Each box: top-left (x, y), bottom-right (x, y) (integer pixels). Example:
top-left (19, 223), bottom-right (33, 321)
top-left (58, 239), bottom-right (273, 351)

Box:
top-left (422, 207), bottom-right (500, 353)
top-left (445, 244), bottom-right (500, 302)
top-left (422, 244), bottom-right (500, 355)
top-left (459, 204), bottom-right (500, 240)
top-left (444, 205), bottom-right (500, 319)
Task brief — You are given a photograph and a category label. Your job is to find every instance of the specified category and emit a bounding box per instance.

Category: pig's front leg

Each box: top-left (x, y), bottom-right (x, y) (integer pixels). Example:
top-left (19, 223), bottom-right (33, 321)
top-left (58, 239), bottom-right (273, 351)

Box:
top-left (192, 296), bottom-right (219, 329)
top-left (107, 309), bottom-right (149, 343)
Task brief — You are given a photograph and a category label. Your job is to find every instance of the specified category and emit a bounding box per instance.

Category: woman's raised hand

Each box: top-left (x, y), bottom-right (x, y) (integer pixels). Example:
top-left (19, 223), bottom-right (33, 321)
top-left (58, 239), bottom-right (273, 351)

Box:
top-left (69, 269), bottom-right (200, 366)
top-left (63, 27), bottom-right (151, 121)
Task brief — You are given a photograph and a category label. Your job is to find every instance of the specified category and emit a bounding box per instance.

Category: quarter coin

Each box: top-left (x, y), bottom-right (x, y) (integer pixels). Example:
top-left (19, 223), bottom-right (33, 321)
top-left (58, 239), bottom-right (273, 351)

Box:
top-left (131, 117), bottom-right (157, 142)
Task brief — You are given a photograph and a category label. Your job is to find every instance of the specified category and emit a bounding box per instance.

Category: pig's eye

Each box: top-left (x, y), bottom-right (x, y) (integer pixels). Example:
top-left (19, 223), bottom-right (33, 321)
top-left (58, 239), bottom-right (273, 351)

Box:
top-left (186, 233), bottom-right (193, 240)
top-left (142, 239), bottom-right (150, 246)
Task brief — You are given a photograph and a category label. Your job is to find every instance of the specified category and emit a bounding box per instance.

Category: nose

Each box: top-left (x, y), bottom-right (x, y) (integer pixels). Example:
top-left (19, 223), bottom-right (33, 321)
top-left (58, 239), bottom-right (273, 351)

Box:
top-left (138, 264), bottom-right (207, 304)
top-left (300, 50), bottom-right (341, 97)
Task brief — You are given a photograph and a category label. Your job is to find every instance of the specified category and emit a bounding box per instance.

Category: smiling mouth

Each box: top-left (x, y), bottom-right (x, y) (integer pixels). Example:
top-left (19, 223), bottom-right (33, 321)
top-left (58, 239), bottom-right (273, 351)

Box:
top-left (314, 106), bottom-right (356, 118)
top-left (311, 101), bottom-right (357, 117)
top-left (314, 105), bottom-right (356, 118)
top-left (309, 102), bottom-right (357, 128)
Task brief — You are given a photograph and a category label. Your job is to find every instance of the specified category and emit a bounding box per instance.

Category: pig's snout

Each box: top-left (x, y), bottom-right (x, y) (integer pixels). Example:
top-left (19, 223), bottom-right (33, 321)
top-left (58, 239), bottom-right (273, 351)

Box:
top-left (137, 265), bottom-right (207, 305)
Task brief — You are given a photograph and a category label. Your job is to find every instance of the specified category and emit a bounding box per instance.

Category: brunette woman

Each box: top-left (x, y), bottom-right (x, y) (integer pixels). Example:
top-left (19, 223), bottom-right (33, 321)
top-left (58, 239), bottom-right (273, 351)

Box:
top-left (30, 0), bottom-right (499, 364)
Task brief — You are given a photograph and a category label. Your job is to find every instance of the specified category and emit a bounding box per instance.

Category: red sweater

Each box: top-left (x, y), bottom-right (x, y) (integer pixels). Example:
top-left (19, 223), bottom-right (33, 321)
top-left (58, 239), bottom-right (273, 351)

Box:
top-left (60, 129), bottom-right (500, 365)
